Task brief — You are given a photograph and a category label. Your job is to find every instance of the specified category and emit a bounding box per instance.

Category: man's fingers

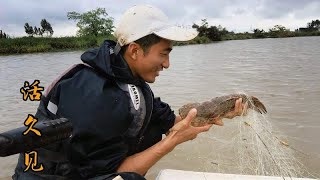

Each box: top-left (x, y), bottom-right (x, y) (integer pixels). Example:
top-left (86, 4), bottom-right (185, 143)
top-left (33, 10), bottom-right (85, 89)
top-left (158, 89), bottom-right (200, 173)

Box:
top-left (185, 108), bottom-right (197, 124)
top-left (170, 108), bottom-right (197, 132)
top-left (190, 134), bottom-right (197, 140)
top-left (237, 98), bottom-right (242, 115)
top-left (234, 99), bottom-right (239, 113)
top-left (213, 119), bottom-right (224, 126)
top-left (175, 115), bottom-right (182, 124)
top-left (195, 124), bottom-right (213, 133)
top-left (242, 103), bottom-right (248, 116)
top-left (235, 98), bottom-right (243, 115)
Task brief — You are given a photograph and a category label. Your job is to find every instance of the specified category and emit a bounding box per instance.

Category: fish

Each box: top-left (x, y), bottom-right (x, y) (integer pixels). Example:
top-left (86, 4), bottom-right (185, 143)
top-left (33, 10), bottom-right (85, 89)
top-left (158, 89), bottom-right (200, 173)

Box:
top-left (178, 94), bottom-right (267, 127)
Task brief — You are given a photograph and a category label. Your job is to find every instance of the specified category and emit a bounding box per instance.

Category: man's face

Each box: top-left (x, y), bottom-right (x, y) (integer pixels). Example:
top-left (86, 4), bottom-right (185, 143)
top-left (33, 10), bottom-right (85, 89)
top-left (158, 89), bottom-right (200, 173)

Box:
top-left (135, 39), bottom-right (173, 83)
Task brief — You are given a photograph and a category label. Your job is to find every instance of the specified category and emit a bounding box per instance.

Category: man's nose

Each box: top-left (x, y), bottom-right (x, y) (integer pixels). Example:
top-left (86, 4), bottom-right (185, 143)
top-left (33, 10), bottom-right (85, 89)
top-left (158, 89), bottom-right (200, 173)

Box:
top-left (162, 58), bottom-right (170, 69)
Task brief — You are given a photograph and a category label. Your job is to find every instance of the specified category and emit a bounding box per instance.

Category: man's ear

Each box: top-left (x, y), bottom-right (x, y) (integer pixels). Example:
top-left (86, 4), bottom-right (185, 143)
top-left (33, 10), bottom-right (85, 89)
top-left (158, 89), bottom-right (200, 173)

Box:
top-left (126, 43), bottom-right (140, 60)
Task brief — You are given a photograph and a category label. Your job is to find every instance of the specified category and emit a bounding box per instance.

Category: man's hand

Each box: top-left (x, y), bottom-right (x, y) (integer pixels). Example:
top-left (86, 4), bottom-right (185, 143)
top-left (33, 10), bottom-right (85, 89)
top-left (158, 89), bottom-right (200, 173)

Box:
top-left (117, 99), bottom-right (247, 175)
top-left (174, 115), bottom-right (182, 124)
top-left (213, 98), bottom-right (248, 126)
top-left (117, 109), bottom-right (211, 175)
top-left (166, 109), bottom-right (212, 146)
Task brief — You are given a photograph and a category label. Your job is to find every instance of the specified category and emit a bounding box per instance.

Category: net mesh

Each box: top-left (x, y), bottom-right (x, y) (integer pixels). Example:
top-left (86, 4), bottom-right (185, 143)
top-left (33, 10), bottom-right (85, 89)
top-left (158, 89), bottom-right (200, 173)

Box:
top-left (159, 94), bottom-right (319, 179)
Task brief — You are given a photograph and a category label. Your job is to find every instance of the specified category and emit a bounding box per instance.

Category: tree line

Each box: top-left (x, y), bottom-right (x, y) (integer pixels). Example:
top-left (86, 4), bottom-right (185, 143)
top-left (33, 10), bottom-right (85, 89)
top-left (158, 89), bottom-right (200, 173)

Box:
top-left (298, 19), bottom-right (320, 32)
top-left (0, 30), bottom-right (8, 39)
top-left (22, 8), bottom-right (113, 38)
top-left (1, 7), bottom-right (319, 41)
top-left (251, 20), bottom-right (320, 38)
top-left (192, 19), bottom-right (320, 41)
top-left (24, 19), bottom-right (54, 37)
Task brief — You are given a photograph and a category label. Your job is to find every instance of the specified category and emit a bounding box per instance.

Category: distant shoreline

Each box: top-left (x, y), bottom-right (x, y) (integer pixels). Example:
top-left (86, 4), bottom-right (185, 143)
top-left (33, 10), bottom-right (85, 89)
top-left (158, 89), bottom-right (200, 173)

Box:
top-left (0, 32), bottom-right (319, 56)
top-left (0, 36), bottom-right (108, 56)
top-left (175, 31), bottom-right (320, 45)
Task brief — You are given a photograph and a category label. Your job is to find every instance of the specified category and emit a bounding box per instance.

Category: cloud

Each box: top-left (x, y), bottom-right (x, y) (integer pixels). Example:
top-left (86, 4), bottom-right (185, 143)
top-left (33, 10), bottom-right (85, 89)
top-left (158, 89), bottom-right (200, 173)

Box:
top-left (0, 0), bottom-right (319, 37)
top-left (0, 0), bottom-right (84, 36)
top-left (255, 0), bottom-right (320, 19)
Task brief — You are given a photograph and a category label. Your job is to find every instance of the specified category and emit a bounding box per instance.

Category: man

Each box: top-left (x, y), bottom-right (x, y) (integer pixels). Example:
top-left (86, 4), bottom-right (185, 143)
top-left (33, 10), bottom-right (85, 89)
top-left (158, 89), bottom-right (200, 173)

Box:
top-left (13, 5), bottom-right (246, 180)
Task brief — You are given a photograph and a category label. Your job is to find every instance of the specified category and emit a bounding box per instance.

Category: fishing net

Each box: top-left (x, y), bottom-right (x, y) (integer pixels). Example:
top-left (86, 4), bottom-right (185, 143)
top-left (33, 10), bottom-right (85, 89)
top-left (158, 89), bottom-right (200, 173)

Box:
top-left (148, 94), bottom-right (319, 179)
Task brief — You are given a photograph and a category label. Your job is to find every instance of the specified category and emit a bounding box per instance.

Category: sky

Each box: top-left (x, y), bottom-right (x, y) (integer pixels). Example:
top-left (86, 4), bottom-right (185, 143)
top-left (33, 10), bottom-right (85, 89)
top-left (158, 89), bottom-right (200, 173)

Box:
top-left (0, 0), bottom-right (319, 37)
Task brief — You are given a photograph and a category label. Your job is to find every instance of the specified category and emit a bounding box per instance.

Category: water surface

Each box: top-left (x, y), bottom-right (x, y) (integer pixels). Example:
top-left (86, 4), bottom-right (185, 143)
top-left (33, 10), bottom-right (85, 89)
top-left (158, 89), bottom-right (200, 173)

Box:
top-left (0, 36), bottom-right (319, 178)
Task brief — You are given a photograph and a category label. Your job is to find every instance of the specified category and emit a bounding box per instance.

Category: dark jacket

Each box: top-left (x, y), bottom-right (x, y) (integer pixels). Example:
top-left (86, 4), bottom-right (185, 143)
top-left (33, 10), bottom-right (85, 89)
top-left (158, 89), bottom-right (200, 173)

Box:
top-left (13, 40), bottom-right (175, 179)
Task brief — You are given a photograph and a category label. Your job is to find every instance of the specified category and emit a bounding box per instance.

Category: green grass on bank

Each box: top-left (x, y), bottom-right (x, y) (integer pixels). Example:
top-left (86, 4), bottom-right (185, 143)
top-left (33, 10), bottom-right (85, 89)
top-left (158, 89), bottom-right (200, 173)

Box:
top-left (0, 31), bottom-right (319, 55)
top-left (174, 31), bottom-right (320, 46)
top-left (222, 31), bottom-right (320, 40)
top-left (0, 35), bottom-right (114, 55)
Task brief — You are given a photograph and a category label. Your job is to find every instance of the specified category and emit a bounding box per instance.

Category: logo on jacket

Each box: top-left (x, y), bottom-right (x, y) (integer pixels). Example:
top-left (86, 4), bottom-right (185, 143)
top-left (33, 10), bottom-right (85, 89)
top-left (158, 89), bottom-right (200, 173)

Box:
top-left (128, 84), bottom-right (140, 110)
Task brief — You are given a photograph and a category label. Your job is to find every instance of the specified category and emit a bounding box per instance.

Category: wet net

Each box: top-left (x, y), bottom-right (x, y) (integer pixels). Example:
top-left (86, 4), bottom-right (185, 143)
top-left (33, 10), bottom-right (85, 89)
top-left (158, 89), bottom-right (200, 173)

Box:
top-left (151, 94), bottom-right (319, 179)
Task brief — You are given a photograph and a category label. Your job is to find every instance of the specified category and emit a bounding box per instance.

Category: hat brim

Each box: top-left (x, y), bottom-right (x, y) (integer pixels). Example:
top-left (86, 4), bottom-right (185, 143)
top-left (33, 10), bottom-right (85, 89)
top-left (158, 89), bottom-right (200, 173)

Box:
top-left (154, 26), bottom-right (199, 42)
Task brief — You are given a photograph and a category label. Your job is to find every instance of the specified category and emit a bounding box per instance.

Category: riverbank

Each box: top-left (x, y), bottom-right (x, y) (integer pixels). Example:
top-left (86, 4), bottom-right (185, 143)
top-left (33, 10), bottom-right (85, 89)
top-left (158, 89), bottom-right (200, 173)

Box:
top-left (0, 35), bottom-right (113, 55)
top-left (175, 31), bottom-right (320, 45)
top-left (0, 31), bottom-right (319, 55)
top-left (1, 36), bottom-right (320, 179)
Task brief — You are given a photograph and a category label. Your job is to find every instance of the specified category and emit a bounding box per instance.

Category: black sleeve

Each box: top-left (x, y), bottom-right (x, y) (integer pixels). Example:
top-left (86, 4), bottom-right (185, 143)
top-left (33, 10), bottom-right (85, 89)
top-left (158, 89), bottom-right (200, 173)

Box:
top-left (150, 97), bottom-right (176, 134)
top-left (137, 97), bottom-right (175, 152)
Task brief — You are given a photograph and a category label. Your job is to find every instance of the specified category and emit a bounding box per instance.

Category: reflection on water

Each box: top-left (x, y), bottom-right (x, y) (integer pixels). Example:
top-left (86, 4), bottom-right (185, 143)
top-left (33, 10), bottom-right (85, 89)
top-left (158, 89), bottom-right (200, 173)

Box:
top-left (0, 37), bottom-right (320, 178)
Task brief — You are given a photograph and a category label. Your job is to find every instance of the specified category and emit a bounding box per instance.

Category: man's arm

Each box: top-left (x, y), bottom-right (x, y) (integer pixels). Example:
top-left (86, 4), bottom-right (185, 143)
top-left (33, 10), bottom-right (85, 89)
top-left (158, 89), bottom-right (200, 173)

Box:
top-left (117, 98), bottom-right (247, 175)
top-left (117, 109), bottom-right (211, 175)
top-left (151, 97), bottom-right (176, 133)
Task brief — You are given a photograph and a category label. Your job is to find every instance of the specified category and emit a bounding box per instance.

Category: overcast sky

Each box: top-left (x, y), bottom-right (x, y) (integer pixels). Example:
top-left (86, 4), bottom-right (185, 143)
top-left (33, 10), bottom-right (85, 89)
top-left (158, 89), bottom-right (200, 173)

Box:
top-left (0, 0), bottom-right (319, 37)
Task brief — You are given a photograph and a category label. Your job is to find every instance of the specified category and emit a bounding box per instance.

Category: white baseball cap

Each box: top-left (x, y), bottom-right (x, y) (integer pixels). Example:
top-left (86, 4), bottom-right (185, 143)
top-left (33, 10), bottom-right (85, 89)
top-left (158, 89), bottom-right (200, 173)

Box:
top-left (114, 5), bottom-right (199, 48)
